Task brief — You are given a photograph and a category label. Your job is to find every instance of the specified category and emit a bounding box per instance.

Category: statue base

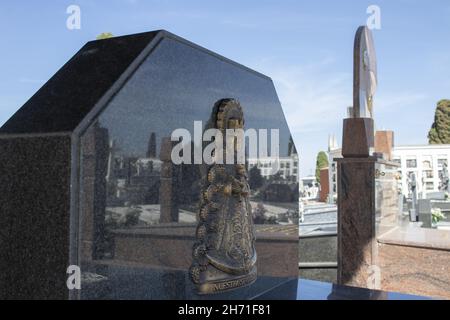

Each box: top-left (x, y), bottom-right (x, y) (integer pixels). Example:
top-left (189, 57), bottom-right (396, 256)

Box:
top-left (194, 265), bottom-right (257, 295)
top-left (342, 117), bottom-right (374, 158)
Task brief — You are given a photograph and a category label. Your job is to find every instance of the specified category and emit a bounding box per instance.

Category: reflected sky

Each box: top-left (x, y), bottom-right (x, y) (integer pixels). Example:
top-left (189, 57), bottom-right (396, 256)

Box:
top-left (97, 37), bottom-right (292, 158)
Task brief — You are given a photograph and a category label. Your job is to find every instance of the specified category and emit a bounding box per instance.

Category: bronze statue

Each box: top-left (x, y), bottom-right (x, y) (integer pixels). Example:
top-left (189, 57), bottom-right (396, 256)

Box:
top-left (190, 99), bottom-right (257, 294)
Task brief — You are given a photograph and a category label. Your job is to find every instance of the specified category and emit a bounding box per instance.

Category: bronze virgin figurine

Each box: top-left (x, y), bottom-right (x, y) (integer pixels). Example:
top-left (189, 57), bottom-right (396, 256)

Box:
top-left (189, 99), bottom-right (257, 294)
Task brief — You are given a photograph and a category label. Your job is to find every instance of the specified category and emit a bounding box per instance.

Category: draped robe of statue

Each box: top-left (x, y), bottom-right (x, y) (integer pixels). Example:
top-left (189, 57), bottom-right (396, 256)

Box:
top-left (190, 99), bottom-right (257, 294)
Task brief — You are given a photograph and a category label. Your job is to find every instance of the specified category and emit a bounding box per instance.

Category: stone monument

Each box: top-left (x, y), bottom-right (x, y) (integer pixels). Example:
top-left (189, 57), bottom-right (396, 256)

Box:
top-left (336, 26), bottom-right (393, 289)
top-left (342, 26), bottom-right (376, 158)
top-left (0, 30), bottom-right (299, 299)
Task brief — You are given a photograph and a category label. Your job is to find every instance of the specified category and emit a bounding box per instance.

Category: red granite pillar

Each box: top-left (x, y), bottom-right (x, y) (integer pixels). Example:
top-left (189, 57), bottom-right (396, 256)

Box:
top-left (336, 157), bottom-right (379, 288)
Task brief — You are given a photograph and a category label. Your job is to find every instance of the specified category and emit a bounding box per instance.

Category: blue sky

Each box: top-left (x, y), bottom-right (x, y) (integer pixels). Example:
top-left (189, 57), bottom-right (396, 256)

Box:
top-left (1, 0), bottom-right (449, 175)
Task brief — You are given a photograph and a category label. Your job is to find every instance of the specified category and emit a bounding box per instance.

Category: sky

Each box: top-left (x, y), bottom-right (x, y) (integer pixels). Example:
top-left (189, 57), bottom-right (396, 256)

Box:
top-left (1, 0), bottom-right (449, 175)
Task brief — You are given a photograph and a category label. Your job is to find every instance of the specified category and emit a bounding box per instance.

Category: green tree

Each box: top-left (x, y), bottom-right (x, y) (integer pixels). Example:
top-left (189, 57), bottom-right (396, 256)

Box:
top-left (253, 202), bottom-right (267, 224)
top-left (124, 208), bottom-right (141, 227)
top-left (315, 151), bottom-right (329, 183)
top-left (428, 99), bottom-right (450, 144)
top-left (249, 166), bottom-right (264, 190)
top-left (96, 32), bottom-right (114, 40)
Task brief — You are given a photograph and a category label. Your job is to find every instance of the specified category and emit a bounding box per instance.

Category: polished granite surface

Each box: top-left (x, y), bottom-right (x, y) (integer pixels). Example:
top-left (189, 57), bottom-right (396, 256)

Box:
top-left (0, 32), bottom-right (159, 134)
top-left (80, 267), bottom-right (429, 300)
top-left (77, 31), bottom-right (299, 299)
top-left (255, 279), bottom-right (429, 300)
top-left (81, 263), bottom-right (296, 300)
top-left (0, 30), bottom-right (300, 299)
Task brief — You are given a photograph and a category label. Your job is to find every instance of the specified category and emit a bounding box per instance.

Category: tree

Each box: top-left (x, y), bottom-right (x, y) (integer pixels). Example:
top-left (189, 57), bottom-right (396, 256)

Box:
top-left (97, 32), bottom-right (114, 40)
top-left (428, 99), bottom-right (450, 144)
top-left (253, 202), bottom-right (267, 224)
top-left (315, 151), bottom-right (329, 183)
top-left (124, 208), bottom-right (141, 227)
top-left (249, 166), bottom-right (264, 190)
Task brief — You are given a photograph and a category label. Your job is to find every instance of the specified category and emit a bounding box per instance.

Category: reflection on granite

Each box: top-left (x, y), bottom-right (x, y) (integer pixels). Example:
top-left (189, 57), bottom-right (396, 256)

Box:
top-left (80, 262), bottom-right (295, 300)
top-left (0, 30), bottom-right (299, 299)
top-left (77, 31), bottom-right (299, 299)
top-left (255, 279), bottom-right (428, 300)
top-left (0, 32), bottom-right (159, 134)
top-left (81, 270), bottom-right (431, 300)
top-left (81, 272), bottom-right (431, 300)
top-left (109, 224), bottom-right (297, 279)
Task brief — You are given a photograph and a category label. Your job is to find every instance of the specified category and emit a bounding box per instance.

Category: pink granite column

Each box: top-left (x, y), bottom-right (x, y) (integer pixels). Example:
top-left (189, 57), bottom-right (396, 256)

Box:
top-left (336, 157), bottom-right (379, 289)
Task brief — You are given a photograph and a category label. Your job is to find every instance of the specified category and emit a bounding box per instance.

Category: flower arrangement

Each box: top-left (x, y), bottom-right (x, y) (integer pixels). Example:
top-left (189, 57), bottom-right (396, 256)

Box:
top-left (431, 208), bottom-right (446, 225)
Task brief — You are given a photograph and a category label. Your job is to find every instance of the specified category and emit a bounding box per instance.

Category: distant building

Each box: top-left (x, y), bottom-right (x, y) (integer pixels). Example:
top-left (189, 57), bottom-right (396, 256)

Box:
top-left (248, 154), bottom-right (299, 183)
top-left (392, 144), bottom-right (450, 197)
top-left (299, 175), bottom-right (319, 199)
top-left (247, 138), bottom-right (299, 183)
top-left (327, 141), bottom-right (450, 199)
top-left (300, 175), bottom-right (317, 187)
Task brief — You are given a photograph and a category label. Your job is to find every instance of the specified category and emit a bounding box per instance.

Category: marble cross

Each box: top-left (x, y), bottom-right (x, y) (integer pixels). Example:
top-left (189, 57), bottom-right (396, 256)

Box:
top-left (353, 26), bottom-right (377, 118)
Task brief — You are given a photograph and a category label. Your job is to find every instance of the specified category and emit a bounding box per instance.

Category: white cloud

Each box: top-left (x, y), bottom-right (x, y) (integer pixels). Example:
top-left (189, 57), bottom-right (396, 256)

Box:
top-left (255, 57), bottom-right (351, 135)
top-left (376, 92), bottom-right (427, 113)
top-left (250, 57), bottom-right (351, 174)
top-left (251, 57), bottom-right (429, 175)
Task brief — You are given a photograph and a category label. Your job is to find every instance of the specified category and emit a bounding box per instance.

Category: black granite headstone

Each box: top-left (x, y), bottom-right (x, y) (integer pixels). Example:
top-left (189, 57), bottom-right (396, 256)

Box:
top-left (0, 30), bottom-right (299, 299)
top-left (418, 199), bottom-right (432, 228)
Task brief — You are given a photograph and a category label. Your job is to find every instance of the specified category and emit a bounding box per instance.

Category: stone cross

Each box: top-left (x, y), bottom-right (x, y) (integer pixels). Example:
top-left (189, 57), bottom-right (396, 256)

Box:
top-left (336, 26), bottom-right (387, 290)
top-left (353, 26), bottom-right (377, 118)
